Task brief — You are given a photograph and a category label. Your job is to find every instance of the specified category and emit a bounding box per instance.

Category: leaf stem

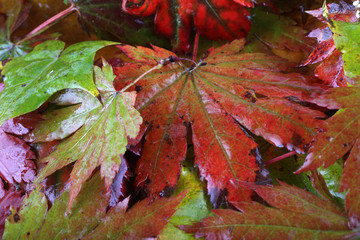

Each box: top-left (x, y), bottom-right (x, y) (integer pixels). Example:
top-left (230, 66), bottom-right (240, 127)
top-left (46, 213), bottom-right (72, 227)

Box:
top-left (120, 64), bottom-right (163, 92)
top-left (265, 151), bottom-right (296, 166)
top-left (17, 3), bottom-right (77, 45)
top-left (192, 30), bottom-right (200, 62)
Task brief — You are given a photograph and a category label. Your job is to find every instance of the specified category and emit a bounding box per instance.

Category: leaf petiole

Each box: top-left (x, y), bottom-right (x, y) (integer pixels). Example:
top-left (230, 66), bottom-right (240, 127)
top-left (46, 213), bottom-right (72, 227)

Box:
top-left (120, 63), bottom-right (163, 93)
top-left (120, 56), bottom-right (199, 93)
top-left (265, 151), bottom-right (296, 166)
top-left (16, 2), bottom-right (77, 45)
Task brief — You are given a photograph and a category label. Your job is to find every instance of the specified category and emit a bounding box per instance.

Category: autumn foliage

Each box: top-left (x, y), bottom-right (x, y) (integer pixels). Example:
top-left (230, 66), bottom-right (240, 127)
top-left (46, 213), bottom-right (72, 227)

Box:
top-left (0, 0), bottom-right (360, 239)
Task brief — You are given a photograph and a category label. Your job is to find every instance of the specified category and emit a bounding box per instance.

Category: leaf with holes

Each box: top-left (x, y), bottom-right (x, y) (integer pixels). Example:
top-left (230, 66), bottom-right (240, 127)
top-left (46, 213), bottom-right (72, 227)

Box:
top-left (114, 39), bottom-right (327, 205)
top-left (35, 61), bottom-right (142, 211)
top-left (180, 182), bottom-right (353, 239)
top-left (122, 0), bottom-right (252, 52)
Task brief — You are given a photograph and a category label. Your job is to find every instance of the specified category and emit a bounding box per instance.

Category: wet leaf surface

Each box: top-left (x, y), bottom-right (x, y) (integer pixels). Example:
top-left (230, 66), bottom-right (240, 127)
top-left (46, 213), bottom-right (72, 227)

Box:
top-left (302, 1), bottom-right (357, 86)
top-left (83, 191), bottom-right (186, 239)
top-left (330, 20), bottom-right (360, 82)
top-left (341, 141), bottom-right (360, 229)
top-left (159, 167), bottom-right (212, 240)
top-left (0, 40), bottom-right (114, 126)
top-left (0, 188), bottom-right (23, 237)
top-left (3, 172), bottom-right (110, 239)
top-left (180, 183), bottom-right (351, 239)
top-left (35, 61), bottom-right (142, 210)
top-left (1, 1), bottom-right (360, 239)
top-left (114, 39), bottom-right (327, 204)
top-left (0, 128), bottom-right (36, 184)
top-left (3, 187), bottom-right (47, 240)
top-left (0, 1), bottom-right (32, 60)
top-left (25, 89), bottom-right (101, 142)
top-left (297, 92), bottom-right (360, 228)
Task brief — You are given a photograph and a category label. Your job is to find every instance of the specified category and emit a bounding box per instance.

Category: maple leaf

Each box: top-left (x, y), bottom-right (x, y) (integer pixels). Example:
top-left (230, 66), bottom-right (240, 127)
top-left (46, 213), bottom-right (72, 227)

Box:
top-left (34, 60), bottom-right (142, 211)
top-left (82, 191), bottom-right (186, 239)
top-left (114, 39), bottom-right (327, 204)
top-left (0, 40), bottom-right (114, 126)
top-left (3, 172), bottom-right (110, 240)
top-left (296, 3), bottom-right (360, 228)
top-left (180, 182), bottom-right (353, 239)
top-left (0, 0), bottom-right (60, 61)
top-left (297, 86), bottom-right (360, 228)
top-left (122, 0), bottom-right (251, 52)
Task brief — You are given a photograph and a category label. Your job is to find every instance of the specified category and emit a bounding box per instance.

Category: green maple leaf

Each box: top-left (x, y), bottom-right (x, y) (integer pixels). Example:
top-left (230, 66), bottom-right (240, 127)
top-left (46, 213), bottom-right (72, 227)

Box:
top-left (35, 60), bottom-right (142, 211)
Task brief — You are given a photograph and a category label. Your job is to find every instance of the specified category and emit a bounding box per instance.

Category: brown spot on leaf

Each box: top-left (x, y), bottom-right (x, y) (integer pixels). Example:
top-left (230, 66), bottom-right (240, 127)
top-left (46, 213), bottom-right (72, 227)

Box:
top-left (291, 133), bottom-right (305, 147)
top-left (14, 213), bottom-right (20, 222)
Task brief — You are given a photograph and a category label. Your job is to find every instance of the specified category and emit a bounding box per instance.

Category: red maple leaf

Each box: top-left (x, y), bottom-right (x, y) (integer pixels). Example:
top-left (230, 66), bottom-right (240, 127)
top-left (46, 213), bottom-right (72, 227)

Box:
top-left (113, 39), bottom-right (327, 205)
top-left (122, 0), bottom-right (252, 53)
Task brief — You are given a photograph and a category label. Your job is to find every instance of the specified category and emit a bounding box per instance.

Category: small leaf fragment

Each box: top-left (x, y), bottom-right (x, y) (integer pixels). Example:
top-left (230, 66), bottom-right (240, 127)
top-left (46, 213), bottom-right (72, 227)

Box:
top-left (159, 167), bottom-right (212, 240)
top-left (330, 20), bottom-right (360, 81)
